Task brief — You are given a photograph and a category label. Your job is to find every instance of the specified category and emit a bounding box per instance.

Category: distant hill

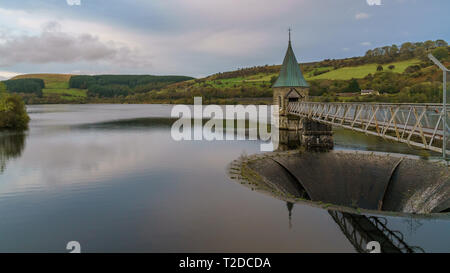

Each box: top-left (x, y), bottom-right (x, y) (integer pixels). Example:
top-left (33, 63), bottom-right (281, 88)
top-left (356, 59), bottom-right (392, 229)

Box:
top-left (10, 74), bottom-right (85, 102)
top-left (12, 73), bottom-right (72, 83)
top-left (6, 73), bottom-right (194, 103)
top-left (4, 39), bottom-right (449, 104)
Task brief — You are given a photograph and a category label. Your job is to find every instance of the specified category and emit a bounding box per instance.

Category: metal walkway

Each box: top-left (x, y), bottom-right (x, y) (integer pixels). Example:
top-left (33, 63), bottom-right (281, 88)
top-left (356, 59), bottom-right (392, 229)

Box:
top-left (288, 102), bottom-right (450, 154)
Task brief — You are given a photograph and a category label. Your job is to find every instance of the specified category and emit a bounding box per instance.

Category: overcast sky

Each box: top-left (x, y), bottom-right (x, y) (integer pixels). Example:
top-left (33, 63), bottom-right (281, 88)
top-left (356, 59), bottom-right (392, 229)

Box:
top-left (0, 0), bottom-right (448, 79)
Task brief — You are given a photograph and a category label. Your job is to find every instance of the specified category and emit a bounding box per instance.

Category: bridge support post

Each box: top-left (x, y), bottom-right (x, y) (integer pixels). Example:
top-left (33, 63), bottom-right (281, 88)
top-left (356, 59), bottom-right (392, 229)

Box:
top-left (300, 118), bottom-right (334, 151)
top-left (278, 114), bottom-right (333, 151)
top-left (279, 114), bottom-right (301, 131)
top-left (278, 129), bottom-right (302, 151)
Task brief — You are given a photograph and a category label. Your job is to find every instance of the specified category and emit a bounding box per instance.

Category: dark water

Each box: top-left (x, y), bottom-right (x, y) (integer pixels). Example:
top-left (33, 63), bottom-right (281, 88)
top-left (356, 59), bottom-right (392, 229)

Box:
top-left (0, 104), bottom-right (448, 253)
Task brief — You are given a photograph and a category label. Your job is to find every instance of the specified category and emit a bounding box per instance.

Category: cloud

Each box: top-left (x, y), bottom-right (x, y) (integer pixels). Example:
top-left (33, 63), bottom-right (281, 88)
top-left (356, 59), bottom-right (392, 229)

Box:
top-left (355, 12), bottom-right (370, 20)
top-left (366, 0), bottom-right (382, 6)
top-left (0, 0), bottom-right (447, 76)
top-left (0, 22), bottom-right (151, 68)
top-left (192, 29), bottom-right (270, 56)
top-left (66, 0), bottom-right (81, 6)
top-left (361, 42), bottom-right (372, 46)
top-left (0, 71), bottom-right (20, 80)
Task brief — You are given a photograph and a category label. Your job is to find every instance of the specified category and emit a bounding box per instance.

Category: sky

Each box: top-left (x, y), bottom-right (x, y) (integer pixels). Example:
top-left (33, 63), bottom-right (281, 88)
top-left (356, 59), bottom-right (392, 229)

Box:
top-left (0, 0), bottom-right (448, 79)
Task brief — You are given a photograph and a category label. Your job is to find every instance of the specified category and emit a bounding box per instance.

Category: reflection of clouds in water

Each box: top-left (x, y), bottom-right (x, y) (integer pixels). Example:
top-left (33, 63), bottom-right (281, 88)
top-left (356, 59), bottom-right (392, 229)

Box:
top-left (3, 105), bottom-right (447, 253)
top-left (1, 128), bottom-right (258, 193)
top-left (6, 131), bottom-right (170, 188)
top-left (27, 104), bottom-right (172, 127)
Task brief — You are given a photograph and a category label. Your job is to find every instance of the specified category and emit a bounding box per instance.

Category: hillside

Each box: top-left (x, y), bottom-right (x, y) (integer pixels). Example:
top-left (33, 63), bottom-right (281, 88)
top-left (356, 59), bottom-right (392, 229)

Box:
top-left (177, 59), bottom-right (420, 87)
top-left (0, 82), bottom-right (6, 93)
top-left (12, 73), bottom-right (72, 83)
top-left (10, 74), bottom-right (86, 102)
top-left (152, 40), bottom-right (448, 104)
top-left (307, 59), bottom-right (419, 80)
top-left (7, 74), bottom-right (194, 103)
top-left (4, 39), bottom-right (449, 104)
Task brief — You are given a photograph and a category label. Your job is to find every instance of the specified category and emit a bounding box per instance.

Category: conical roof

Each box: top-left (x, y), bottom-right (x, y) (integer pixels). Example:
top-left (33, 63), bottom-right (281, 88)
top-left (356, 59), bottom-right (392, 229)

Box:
top-left (273, 40), bottom-right (309, 88)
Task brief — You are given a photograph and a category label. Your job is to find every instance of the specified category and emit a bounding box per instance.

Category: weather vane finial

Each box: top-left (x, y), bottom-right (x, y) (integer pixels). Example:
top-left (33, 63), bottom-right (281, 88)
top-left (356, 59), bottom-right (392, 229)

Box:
top-left (288, 27), bottom-right (291, 43)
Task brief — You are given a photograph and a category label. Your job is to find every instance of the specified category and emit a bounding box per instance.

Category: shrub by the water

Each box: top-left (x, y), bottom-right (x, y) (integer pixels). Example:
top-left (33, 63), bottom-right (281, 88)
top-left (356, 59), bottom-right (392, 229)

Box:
top-left (0, 93), bottom-right (30, 130)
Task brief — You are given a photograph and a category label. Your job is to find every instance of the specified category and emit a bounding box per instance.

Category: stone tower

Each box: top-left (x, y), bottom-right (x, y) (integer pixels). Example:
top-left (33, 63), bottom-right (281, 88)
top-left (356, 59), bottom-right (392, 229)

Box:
top-left (273, 30), bottom-right (309, 130)
top-left (273, 30), bottom-right (333, 150)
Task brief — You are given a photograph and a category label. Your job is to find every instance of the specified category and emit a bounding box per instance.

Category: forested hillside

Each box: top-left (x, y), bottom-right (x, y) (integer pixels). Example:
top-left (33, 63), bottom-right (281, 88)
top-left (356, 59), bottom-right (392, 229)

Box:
top-left (142, 39), bottom-right (448, 104)
top-left (3, 79), bottom-right (45, 97)
top-left (69, 75), bottom-right (194, 98)
top-left (6, 74), bottom-right (194, 104)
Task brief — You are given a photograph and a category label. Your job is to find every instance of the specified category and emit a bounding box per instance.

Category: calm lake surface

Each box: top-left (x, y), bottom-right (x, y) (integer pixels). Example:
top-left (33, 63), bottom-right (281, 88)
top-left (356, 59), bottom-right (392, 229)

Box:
top-left (0, 104), bottom-right (448, 253)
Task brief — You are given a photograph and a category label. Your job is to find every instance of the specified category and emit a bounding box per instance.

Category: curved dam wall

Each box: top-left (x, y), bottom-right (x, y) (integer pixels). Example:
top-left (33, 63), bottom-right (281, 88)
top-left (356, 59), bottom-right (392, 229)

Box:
top-left (246, 151), bottom-right (450, 214)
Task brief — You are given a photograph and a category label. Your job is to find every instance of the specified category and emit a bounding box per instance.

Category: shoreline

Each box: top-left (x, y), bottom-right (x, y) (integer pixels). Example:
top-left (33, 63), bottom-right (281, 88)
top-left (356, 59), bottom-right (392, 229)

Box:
top-left (24, 97), bottom-right (273, 106)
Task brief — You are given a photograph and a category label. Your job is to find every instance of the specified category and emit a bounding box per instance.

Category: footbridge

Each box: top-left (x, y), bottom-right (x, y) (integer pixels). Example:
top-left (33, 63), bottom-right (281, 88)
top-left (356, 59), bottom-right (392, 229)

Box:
top-left (287, 102), bottom-right (450, 154)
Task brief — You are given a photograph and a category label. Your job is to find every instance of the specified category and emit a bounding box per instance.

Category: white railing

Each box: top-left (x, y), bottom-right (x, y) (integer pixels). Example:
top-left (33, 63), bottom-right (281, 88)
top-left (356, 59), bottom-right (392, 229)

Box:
top-left (288, 102), bottom-right (450, 154)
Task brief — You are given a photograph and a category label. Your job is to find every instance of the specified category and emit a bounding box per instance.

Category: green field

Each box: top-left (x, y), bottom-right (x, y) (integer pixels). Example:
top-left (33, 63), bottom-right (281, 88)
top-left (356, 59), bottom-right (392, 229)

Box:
top-left (308, 59), bottom-right (420, 80)
top-left (199, 59), bottom-right (421, 88)
top-left (43, 81), bottom-right (87, 97)
top-left (43, 88), bottom-right (87, 97)
top-left (12, 74), bottom-right (87, 100)
top-left (195, 76), bottom-right (272, 89)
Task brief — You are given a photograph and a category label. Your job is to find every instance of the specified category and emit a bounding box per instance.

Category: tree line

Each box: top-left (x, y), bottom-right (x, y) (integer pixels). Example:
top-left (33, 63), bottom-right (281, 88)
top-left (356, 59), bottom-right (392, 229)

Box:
top-left (362, 40), bottom-right (448, 64)
top-left (3, 79), bottom-right (45, 97)
top-left (69, 75), bottom-right (194, 98)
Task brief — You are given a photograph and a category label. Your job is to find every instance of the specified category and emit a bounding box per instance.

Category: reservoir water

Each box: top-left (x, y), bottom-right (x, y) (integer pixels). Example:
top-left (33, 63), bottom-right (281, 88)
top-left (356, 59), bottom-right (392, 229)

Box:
top-left (0, 104), bottom-right (448, 252)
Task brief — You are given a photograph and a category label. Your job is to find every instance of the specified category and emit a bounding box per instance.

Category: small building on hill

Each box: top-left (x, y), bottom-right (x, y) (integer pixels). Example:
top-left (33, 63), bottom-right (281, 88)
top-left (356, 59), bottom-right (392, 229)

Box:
top-left (361, 89), bottom-right (380, 96)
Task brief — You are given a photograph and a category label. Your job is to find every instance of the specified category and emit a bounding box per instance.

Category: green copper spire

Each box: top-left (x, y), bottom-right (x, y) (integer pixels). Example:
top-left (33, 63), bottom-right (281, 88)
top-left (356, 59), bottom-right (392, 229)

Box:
top-left (273, 31), bottom-right (309, 88)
